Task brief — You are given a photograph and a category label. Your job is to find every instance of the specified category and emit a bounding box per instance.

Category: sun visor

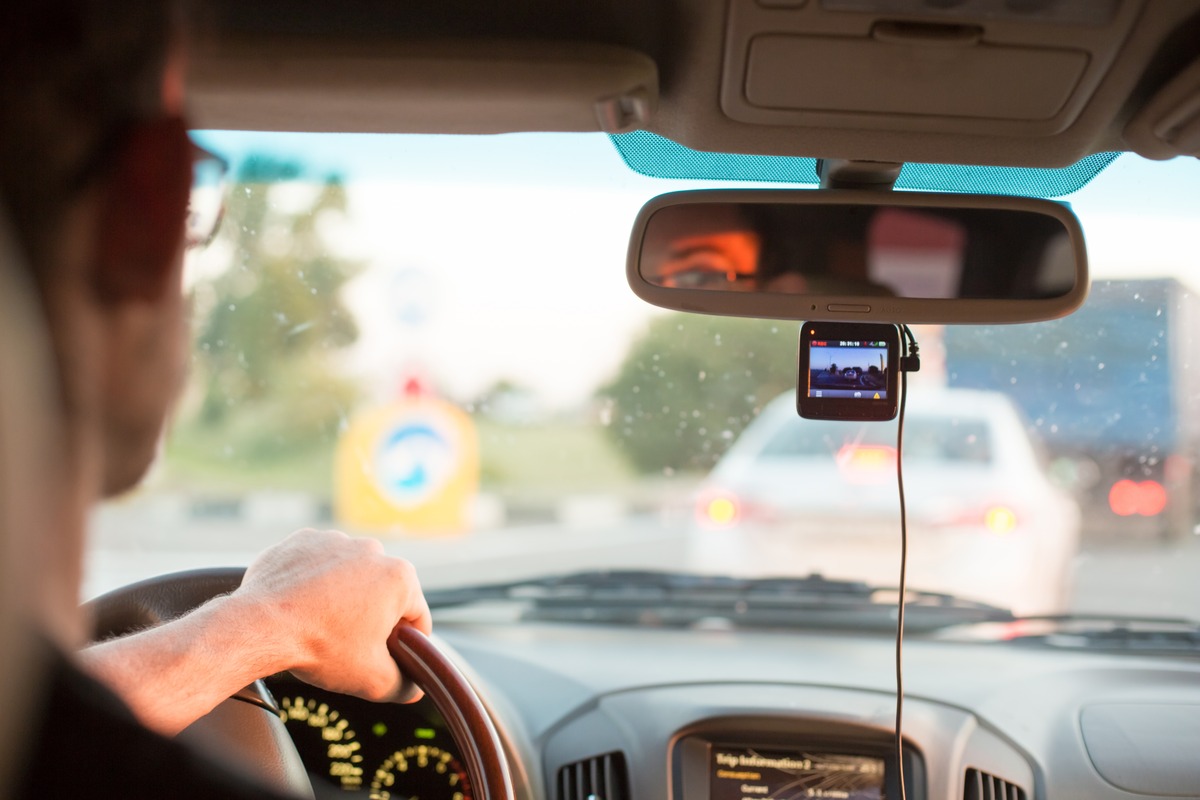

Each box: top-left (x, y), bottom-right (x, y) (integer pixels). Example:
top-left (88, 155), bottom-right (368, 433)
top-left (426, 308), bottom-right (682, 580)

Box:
top-left (189, 39), bottom-right (658, 134)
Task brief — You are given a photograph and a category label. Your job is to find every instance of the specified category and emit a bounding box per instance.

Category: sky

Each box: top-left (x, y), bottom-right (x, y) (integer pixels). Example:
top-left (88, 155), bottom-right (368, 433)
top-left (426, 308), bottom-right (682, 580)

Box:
top-left (809, 346), bottom-right (888, 372)
top-left (190, 131), bottom-right (1200, 411)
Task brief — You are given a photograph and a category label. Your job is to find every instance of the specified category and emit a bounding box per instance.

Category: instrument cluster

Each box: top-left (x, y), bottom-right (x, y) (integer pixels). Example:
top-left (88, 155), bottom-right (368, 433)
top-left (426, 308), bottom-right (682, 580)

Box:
top-left (267, 675), bottom-right (472, 800)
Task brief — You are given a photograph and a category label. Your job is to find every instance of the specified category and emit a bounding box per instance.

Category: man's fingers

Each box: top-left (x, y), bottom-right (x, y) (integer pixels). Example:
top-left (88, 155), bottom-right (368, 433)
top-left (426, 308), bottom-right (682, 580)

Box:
top-left (405, 593), bottom-right (433, 637)
top-left (366, 646), bottom-right (424, 704)
top-left (393, 672), bottom-right (425, 704)
top-left (391, 557), bottom-right (433, 636)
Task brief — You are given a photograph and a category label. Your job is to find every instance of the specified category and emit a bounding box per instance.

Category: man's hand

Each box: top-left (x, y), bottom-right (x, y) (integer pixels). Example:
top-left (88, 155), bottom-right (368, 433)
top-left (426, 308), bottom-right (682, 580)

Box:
top-left (236, 528), bottom-right (432, 703)
top-left (79, 529), bottom-right (431, 736)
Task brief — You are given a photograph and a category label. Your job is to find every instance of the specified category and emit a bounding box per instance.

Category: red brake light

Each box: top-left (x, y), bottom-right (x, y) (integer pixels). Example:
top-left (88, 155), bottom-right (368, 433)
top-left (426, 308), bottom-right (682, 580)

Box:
top-left (1108, 479), bottom-right (1167, 517)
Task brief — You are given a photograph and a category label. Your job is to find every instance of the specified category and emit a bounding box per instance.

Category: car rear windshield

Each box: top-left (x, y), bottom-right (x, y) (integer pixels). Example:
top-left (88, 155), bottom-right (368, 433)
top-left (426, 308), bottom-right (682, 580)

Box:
top-left (758, 417), bottom-right (993, 464)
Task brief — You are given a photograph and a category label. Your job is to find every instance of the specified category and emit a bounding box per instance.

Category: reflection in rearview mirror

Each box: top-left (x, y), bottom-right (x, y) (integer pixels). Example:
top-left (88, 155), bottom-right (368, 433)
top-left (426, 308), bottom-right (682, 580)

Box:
top-left (637, 200), bottom-right (1081, 304)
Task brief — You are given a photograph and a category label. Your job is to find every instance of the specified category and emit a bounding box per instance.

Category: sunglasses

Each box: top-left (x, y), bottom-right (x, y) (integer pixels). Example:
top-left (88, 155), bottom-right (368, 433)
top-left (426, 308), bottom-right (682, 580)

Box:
top-left (186, 140), bottom-right (229, 249)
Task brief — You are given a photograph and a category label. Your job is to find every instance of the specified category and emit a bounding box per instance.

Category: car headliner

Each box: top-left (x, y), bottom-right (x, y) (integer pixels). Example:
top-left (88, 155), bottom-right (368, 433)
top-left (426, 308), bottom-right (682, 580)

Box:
top-left (186, 0), bottom-right (1200, 169)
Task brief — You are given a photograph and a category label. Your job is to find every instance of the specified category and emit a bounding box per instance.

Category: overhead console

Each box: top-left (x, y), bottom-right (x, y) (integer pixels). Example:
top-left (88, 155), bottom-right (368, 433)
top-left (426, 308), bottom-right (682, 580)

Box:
top-left (590, 0), bottom-right (1200, 166)
top-left (719, 0), bottom-right (1138, 139)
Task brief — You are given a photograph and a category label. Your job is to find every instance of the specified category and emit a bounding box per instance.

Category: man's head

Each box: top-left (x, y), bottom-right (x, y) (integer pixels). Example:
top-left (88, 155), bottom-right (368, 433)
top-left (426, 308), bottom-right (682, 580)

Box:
top-left (640, 203), bottom-right (762, 291)
top-left (1, 0), bottom-right (196, 496)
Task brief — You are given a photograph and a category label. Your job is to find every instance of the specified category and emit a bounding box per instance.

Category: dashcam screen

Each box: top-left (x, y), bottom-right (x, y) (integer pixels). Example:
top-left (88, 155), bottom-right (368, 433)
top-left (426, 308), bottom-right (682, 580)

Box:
top-left (807, 339), bottom-right (890, 400)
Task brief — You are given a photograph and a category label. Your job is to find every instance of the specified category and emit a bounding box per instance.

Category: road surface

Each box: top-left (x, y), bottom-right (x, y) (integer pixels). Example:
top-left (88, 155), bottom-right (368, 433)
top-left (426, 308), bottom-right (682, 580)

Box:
top-left (85, 503), bottom-right (1200, 620)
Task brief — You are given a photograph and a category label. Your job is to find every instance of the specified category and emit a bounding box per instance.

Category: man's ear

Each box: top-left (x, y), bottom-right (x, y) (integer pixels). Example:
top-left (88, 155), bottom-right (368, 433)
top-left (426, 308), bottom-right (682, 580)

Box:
top-left (93, 116), bottom-right (192, 305)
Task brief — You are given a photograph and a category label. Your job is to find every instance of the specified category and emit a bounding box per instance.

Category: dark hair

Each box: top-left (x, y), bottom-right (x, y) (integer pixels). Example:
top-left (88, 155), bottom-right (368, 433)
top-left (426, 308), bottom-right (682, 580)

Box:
top-left (0, 0), bottom-right (184, 279)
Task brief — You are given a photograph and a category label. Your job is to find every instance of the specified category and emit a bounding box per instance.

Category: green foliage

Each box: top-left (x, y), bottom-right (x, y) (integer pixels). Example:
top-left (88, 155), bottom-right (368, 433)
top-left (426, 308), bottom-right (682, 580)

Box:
top-left (177, 158), bottom-right (363, 472)
top-left (598, 313), bottom-right (798, 473)
top-left (477, 419), bottom-right (633, 494)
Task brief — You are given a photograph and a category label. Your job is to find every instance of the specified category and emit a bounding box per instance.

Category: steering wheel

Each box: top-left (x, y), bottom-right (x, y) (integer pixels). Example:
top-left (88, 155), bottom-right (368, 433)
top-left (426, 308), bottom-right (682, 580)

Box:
top-left (86, 567), bottom-right (514, 800)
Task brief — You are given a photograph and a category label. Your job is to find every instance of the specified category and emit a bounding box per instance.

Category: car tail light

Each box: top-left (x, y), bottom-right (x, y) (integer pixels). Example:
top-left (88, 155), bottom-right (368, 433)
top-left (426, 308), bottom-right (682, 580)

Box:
top-left (1108, 479), bottom-right (1167, 517)
top-left (696, 491), bottom-right (741, 528)
top-left (835, 444), bottom-right (897, 485)
top-left (932, 503), bottom-right (1020, 535)
top-left (983, 505), bottom-right (1018, 535)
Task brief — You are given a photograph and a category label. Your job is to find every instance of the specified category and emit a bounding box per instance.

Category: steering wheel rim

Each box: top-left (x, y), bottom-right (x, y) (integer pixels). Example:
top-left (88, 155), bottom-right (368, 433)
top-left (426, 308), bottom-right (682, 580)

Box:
top-left (86, 567), bottom-right (514, 800)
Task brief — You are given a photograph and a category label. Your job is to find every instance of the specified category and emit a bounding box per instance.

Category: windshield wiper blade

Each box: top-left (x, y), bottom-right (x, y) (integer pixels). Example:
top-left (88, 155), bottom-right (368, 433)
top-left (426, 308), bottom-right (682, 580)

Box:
top-left (426, 569), bottom-right (1015, 632)
top-left (426, 570), bottom-right (876, 606)
top-left (991, 614), bottom-right (1200, 653)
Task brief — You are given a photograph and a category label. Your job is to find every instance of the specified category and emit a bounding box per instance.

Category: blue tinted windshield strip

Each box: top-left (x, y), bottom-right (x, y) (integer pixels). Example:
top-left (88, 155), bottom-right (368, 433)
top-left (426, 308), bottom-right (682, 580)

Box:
top-left (609, 131), bottom-right (1120, 199)
top-left (897, 155), bottom-right (1120, 198)
top-left (611, 131), bottom-right (820, 185)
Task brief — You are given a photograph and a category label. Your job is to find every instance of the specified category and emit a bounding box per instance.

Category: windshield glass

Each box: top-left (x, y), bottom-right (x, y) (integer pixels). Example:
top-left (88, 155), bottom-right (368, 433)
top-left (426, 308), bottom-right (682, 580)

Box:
top-left (86, 133), bottom-right (1200, 628)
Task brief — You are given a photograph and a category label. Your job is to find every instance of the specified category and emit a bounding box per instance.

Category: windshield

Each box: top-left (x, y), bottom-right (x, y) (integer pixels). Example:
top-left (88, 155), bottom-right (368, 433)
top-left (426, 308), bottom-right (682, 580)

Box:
top-left (86, 133), bottom-right (1200, 630)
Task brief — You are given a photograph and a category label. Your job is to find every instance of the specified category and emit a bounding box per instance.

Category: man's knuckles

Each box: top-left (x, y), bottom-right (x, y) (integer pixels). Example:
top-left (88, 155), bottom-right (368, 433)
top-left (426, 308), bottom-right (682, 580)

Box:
top-left (357, 662), bottom-right (403, 702)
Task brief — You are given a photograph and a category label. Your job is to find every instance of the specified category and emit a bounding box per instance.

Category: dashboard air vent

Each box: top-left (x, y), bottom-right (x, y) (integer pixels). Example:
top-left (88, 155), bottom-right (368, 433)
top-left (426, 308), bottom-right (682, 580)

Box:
top-left (558, 752), bottom-right (629, 800)
top-left (964, 768), bottom-right (1027, 800)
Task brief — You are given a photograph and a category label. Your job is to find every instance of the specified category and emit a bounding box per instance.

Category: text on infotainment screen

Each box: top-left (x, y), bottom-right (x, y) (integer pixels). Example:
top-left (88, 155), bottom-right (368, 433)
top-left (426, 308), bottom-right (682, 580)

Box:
top-left (710, 747), bottom-right (886, 800)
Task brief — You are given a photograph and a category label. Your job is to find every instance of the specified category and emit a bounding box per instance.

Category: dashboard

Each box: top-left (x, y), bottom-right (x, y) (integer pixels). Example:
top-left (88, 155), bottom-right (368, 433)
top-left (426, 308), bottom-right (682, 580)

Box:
top-left (267, 619), bottom-right (1200, 800)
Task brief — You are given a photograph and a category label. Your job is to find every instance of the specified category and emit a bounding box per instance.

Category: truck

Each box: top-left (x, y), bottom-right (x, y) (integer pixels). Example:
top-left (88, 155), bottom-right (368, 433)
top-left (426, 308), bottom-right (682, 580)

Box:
top-left (942, 278), bottom-right (1200, 540)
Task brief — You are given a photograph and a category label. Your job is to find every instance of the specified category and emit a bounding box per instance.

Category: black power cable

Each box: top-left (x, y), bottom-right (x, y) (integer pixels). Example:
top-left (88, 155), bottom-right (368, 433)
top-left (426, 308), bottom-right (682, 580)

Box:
top-left (894, 324), bottom-right (919, 800)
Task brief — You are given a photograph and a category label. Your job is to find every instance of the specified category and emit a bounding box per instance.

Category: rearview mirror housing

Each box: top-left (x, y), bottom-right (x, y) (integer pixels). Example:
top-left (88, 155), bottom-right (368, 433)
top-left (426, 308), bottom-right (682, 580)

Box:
top-left (628, 190), bottom-right (1088, 324)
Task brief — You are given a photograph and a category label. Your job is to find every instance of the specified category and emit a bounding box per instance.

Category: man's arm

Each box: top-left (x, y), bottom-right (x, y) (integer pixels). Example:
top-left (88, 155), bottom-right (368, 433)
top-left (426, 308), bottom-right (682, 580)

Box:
top-left (78, 528), bottom-right (432, 736)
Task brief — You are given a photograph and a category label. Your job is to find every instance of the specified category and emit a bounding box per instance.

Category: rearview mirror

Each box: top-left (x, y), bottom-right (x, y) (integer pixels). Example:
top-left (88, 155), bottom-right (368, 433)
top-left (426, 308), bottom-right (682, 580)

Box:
top-left (628, 190), bottom-right (1088, 324)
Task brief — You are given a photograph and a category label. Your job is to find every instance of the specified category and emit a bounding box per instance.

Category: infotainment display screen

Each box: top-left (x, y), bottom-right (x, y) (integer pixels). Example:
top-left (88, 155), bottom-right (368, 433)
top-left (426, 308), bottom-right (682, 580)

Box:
top-left (710, 746), bottom-right (887, 800)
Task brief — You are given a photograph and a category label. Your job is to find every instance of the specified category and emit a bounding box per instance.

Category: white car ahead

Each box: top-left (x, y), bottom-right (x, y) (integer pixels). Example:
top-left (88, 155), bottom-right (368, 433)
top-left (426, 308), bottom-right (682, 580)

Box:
top-left (687, 387), bottom-right (1081, 616)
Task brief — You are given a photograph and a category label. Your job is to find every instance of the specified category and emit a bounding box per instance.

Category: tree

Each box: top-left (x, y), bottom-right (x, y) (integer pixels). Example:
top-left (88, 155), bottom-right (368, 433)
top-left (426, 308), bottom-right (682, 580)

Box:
top-left (183, 157), bottom-right (362, 462)
top-left (598, 313), bottom-right (799, 473)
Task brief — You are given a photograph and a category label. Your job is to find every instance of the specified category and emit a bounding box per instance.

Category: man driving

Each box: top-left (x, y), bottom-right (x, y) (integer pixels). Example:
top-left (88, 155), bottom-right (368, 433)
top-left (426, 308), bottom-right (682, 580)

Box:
top-left (1, 1), bottom-right (431, 794)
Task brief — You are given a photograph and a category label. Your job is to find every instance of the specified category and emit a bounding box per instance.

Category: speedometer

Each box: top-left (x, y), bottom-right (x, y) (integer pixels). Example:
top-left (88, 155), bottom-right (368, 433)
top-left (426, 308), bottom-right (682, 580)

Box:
top-left (280, 695), bottom-right (366, 791)
top-left (271, 679), bottom-right (472, 799)
top-left (370, 745), bottom-right (472, 800)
